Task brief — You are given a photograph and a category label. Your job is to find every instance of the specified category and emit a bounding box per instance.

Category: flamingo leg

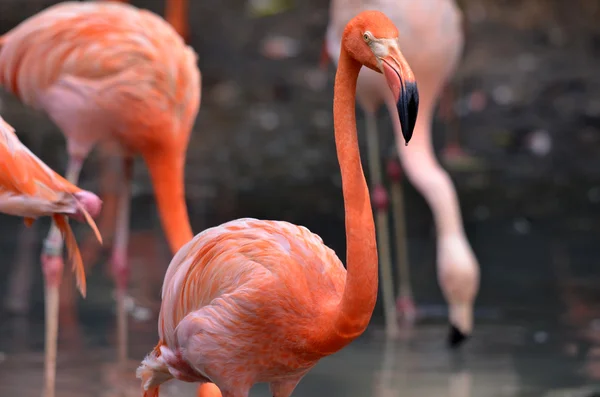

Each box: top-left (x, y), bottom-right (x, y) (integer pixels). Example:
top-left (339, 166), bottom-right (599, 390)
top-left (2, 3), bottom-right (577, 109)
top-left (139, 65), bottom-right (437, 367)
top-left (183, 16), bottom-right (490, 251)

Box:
top-left (111, 156), bottom-right (133, 366)
top-left (165, 0), bottom-right (189, 42)
top-left (364, 111), bottom-right (400, 337)
top-left (40, 156), bottom-right (84, 397)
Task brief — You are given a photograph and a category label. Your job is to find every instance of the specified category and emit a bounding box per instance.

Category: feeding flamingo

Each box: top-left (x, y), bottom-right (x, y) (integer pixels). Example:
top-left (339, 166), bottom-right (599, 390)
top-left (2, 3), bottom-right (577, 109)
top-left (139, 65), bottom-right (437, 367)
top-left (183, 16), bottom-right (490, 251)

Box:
top-left (324, 0), bottom-right (479, 346)
top-left (137, 10), bottom-right (418, 397)
top-left (0, 1), bottom-right (200, 394)
top-left (0, 114), bottom-right (103, 397)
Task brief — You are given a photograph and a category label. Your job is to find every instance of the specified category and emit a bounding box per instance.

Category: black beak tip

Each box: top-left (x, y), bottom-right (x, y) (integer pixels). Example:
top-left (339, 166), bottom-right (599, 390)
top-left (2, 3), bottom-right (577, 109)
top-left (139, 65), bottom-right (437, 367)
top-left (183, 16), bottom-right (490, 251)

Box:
top-left (448, 323), bottom-right (469, 349)
top-left (397, 81), bottom-right (419, 145)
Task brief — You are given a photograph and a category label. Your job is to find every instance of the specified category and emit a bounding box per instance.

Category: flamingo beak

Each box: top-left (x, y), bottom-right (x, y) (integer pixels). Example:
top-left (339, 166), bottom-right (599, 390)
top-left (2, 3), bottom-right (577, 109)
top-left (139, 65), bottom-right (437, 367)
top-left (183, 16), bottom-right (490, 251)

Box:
top-left (379, 43), bottom-right (419, 145)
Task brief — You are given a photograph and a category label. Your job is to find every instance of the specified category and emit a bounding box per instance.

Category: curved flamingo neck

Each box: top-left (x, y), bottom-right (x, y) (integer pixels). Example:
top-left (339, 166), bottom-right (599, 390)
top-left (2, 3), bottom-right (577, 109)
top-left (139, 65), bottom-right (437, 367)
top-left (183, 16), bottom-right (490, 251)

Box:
top-left (332, 48), bottom-right (378, 342)
top-left (145, 150), bottom-right (193, 255)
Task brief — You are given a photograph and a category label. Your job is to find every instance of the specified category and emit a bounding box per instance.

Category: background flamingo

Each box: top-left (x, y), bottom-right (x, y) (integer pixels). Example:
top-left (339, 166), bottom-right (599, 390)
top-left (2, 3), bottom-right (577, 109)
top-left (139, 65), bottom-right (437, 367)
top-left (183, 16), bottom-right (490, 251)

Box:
top-left (0, 114), bottom-right (102, 397)
top-left (68, 0), bottom-right (190, 269)
top-left (136, 10), bottom-right (418, 397)
top-left (324, 0), bottom-right (480, 346)
top-left (0, 0), bottom-right (201, 378)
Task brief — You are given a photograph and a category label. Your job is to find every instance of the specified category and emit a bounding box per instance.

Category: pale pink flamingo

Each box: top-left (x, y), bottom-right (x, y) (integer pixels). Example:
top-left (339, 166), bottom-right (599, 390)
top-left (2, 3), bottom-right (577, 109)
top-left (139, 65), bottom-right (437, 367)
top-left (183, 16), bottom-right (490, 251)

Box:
top-left (0, 2), bottom-right (200, 394)
top-left (136, 10), bottom-right (418, 397)
top-left (324, 0), bottom-right (480, 346)
top-left (0, 114), bottom-right (102, 397)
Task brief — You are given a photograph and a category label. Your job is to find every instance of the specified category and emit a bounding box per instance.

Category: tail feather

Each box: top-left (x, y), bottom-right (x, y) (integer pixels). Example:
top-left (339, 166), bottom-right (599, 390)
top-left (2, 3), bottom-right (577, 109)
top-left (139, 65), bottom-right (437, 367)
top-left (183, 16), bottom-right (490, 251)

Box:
top-left (137, 342), bottom-right (173, 393)
top-left (52, 214), bottom-right (87, 297)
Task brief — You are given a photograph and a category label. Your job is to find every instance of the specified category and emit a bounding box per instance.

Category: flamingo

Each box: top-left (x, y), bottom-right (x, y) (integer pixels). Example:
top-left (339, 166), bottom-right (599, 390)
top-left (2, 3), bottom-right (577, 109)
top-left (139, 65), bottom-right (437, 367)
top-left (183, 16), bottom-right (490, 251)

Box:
top-left (0, 114), bottom-right (103, 397)
top-left (136, 10), bottom-right (418, 397)
top-left (0, 0), bottom-right (200, 391)
top-left (324, 0), bottom-right (479, 346)
top-left (105, 0), bottom-right (189, 42)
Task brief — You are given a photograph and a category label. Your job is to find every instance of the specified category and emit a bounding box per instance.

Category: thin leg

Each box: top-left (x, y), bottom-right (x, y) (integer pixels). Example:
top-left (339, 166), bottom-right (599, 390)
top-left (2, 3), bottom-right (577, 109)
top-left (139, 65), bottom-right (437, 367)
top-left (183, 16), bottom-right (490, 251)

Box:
top-left (364, 112), bottom-right (400, 338)
top-left (79, 153), bottom-right (121, 272)
top-left (165, 0), bottom-right (189, 42)
top-left (43, 278), bottom-right (59, 397)
top-left (386, 158), bottom-right (415, 324)
top-left (112, 157), bottom-right (133, 366)
top-left (4, 222), bottom-right (37, 314)
top-left (40, 156), bottom-right (84, 397)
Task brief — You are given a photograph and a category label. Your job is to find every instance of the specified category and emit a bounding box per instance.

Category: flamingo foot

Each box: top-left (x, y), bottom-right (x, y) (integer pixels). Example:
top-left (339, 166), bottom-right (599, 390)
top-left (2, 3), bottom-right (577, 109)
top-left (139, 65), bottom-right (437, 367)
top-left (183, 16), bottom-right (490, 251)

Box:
top-left (396, 295), bottom-right (417, 324)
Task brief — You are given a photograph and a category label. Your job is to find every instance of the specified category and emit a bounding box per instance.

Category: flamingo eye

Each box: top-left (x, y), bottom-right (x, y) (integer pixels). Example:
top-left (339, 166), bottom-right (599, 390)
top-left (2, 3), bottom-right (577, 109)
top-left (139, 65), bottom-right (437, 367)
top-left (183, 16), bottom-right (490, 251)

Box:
top-left (363, 32), bottom-right (373, 43)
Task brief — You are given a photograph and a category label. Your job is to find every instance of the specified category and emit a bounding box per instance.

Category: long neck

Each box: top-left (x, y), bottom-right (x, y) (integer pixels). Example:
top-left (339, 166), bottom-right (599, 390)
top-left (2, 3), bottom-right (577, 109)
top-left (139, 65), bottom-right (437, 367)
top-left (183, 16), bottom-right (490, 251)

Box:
top-left (145, 149), bottom-right (193, 255)
top-left (332, 49), bottom-right (378, 342)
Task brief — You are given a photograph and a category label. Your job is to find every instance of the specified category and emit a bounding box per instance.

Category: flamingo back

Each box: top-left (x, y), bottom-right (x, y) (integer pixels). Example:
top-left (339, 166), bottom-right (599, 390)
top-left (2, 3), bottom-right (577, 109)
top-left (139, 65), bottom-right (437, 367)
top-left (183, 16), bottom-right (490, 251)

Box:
top-left (157, 218), bottom-right (346, 347)
top-left (0, 1), bottom-right (200, 150)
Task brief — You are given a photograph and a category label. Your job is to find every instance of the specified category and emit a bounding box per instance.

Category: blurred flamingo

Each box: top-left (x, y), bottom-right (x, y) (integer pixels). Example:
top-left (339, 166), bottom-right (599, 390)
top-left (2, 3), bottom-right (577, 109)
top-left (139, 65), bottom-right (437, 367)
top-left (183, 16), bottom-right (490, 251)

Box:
top-left (137, 10), bottom-right (418, 397)
top-left (105, 0), bottom-right (189, 42)
top-left (0, 115), bottom-right (102, 397)
top-left (0, 0), bottom-right (200, 388)
top-left (73, 0), bottom-right (189, 265)
top-left (324, 0), bottom-right (479, 346)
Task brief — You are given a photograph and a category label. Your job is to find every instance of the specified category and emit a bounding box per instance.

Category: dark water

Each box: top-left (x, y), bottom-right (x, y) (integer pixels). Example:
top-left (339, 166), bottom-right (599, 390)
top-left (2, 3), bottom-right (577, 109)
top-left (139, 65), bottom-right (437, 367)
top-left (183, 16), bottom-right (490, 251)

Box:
top-left (1, 200), bottom-right (600, 397)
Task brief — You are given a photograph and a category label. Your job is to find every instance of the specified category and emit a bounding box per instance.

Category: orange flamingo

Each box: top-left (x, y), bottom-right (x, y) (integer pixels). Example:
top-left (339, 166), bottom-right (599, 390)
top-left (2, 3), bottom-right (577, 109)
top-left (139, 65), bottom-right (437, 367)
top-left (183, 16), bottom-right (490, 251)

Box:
top-left (324, 0), bottom-right (479, 346)
top-left (105, 0), bottom-right (189, 42)
top-left (0, 114), bottom-right (102, 397)
top-left (137, 10), bottom-right (418, 397)
top-left (0, 0), bottom-right (200, 389)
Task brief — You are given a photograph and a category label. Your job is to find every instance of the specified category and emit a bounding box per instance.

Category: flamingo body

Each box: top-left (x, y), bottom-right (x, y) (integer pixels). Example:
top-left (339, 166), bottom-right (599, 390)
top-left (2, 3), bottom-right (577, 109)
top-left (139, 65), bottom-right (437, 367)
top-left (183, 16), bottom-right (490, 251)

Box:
top-left (140, 219), bottom-right (345, 393)
top-left (0, 2), bottom-right (199, 163)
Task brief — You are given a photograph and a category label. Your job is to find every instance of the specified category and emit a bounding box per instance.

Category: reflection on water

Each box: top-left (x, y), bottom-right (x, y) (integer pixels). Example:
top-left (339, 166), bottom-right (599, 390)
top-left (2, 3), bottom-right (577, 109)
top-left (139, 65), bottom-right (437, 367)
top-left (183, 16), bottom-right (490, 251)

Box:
top-left (0, 205), bottom-right (600, 396)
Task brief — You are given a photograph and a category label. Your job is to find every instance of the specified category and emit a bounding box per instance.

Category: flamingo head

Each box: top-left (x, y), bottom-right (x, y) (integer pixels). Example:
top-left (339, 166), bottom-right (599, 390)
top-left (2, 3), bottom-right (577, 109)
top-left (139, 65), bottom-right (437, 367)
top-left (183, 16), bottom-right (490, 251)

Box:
top-left (342, 10), bottom-right (419, 144)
